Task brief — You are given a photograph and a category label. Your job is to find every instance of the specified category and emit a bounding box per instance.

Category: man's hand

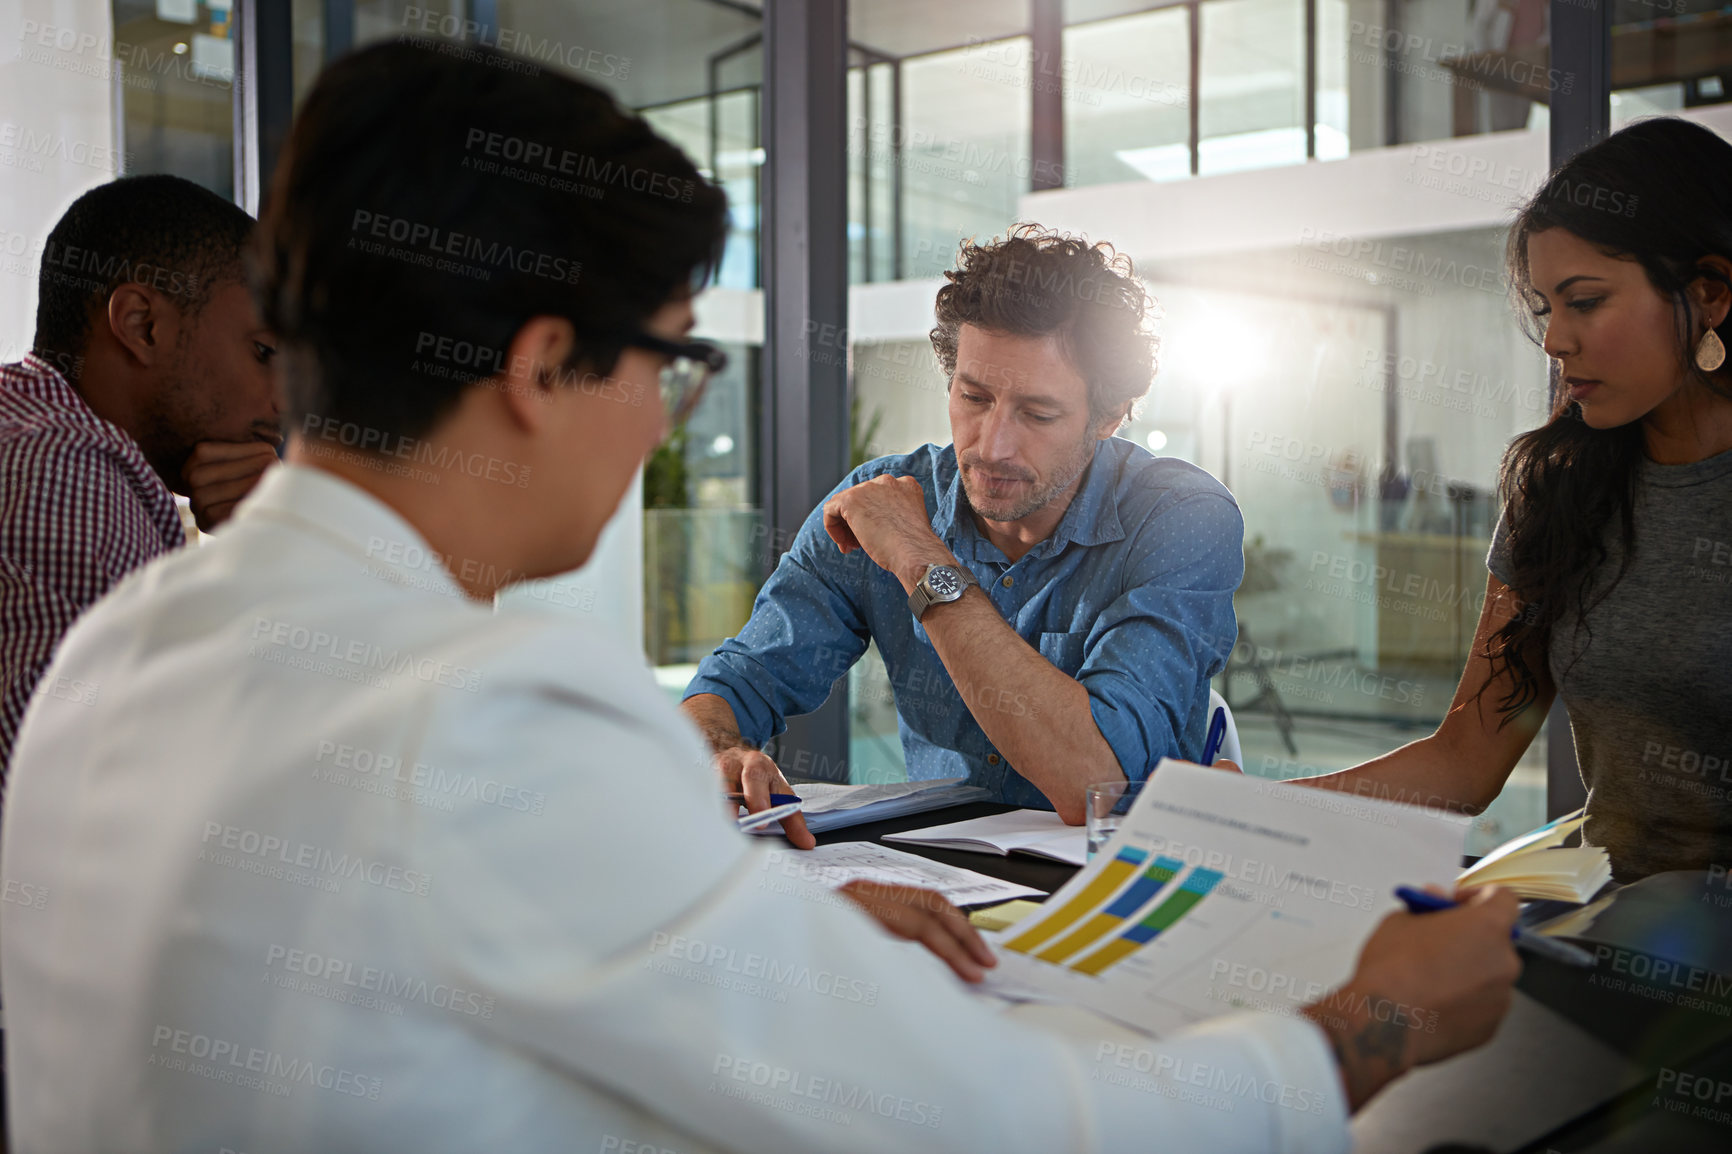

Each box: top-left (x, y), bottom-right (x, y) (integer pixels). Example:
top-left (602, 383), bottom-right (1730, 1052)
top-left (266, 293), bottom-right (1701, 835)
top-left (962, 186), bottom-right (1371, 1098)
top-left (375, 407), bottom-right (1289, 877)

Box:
top-left (1303, 886), bottom-right (1521, 1111)
top-left (822, 475), bottom-right (955, 590)
top-left (838, 880), bottom-right (997, 984)
top-left (183, 441), bottom-right (279, 532)
top-left (681, 694), bottom-right (816, 849)
top-left (715, 746), bottom-right (815, 850)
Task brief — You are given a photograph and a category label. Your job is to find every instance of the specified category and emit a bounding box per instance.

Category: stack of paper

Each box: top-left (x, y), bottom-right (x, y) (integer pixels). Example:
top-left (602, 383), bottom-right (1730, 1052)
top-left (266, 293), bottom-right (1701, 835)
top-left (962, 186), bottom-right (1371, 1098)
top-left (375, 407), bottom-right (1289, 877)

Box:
top-left (760, 842), bottom-right (1043, 907)
top-left (882, 809), bottom-right (1088, 865)
top-left (763, 777), bottom-right (990, 834)
top-left (1456, 810), bottom-right (1611, 902)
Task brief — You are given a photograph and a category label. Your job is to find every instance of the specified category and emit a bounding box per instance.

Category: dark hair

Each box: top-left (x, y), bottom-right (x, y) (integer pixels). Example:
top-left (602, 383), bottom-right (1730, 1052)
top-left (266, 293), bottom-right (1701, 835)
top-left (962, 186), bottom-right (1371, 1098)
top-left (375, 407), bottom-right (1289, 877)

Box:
top-left (32, 174), bottom-right (252, 371)
top-left (254, 39), bottom-right (729, 441)
top-left (1486, 117), bottom-right (1732, 720)
top-left (929, 223), bottom-right (1158, 428)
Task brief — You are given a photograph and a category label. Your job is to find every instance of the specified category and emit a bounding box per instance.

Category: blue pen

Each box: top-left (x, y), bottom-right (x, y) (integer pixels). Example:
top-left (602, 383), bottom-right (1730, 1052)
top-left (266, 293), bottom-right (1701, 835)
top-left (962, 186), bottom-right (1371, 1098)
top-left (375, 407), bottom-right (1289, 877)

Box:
top-left (726, 793), bottom-right (801, 808)
top-left (727, 792), bottom-right (804, 833)
top-left (1394, 886), bottom-right (1596, 968)
top-left (736, 799), bottom-right (804, 832)
top-left (1200, 707), bottom-right (1228, 766)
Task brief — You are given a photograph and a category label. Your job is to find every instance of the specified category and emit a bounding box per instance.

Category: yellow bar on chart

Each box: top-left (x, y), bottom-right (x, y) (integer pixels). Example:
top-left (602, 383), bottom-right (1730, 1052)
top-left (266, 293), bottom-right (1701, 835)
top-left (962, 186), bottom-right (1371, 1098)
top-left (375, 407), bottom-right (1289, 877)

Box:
top-left (1003, 846), bottom-right (1148, 954)
top-left (1070, 934), bottom-right (1144, 976)
top-left (1070, 867), bottom-right (1224, 976)
top-left (1033, 855), bottom-right (1184, 963)
top-left (1034, 912), bottom-right (1122, 963)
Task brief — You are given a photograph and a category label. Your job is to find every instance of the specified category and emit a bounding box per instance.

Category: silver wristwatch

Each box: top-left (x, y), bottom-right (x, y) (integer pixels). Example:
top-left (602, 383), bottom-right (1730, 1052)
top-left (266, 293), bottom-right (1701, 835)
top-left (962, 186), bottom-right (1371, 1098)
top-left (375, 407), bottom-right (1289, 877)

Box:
top-left (908, 563), bottom-right (978, 621)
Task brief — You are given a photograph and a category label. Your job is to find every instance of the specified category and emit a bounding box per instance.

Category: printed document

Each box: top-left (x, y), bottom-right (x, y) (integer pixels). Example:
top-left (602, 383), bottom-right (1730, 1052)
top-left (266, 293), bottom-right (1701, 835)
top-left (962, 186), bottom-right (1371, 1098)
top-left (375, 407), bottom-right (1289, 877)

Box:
top-left (985, 761), bottom-right (1469, 1036)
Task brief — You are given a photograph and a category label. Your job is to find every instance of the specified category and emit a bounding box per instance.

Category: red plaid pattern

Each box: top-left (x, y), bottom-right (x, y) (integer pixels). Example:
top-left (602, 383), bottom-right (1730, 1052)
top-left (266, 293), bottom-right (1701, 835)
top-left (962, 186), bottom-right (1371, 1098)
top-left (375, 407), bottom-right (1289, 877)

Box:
top-left (0, 354), bottom-right (184, 773)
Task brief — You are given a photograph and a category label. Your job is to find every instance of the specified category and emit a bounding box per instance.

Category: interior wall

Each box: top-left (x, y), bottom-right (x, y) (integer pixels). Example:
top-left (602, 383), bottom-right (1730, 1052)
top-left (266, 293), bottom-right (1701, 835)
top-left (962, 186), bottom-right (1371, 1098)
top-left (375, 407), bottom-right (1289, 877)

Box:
top-left (0, 0), bottom-right (120, 359)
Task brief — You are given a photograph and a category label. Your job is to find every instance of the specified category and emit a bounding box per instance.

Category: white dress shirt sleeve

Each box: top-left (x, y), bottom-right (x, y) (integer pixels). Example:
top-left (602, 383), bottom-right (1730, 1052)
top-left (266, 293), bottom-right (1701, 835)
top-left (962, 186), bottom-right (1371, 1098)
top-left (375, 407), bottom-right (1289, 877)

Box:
top-left (403, 627), bottom-right (1350, 1154)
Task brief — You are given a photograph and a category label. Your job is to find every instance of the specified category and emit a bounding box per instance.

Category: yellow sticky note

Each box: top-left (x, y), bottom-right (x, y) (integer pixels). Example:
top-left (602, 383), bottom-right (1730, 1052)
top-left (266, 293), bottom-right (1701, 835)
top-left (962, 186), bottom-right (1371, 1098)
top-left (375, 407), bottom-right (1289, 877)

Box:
top-left (969, 899), bottom-right (1044, 932)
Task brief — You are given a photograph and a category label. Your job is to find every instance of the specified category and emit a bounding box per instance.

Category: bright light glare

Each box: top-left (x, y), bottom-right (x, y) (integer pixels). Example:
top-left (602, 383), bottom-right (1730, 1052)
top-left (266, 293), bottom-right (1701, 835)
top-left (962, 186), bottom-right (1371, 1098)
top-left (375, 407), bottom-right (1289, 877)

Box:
top-left (1165, 306), bottom-right (1270, 392)
top-left (1145, 429), bottom-right (1169, 453)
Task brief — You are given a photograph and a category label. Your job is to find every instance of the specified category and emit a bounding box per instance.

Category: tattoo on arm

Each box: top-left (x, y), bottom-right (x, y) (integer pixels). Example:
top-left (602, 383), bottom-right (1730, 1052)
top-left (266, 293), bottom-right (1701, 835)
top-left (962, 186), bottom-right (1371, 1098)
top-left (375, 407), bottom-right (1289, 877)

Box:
top-left (1306, 996), bottom-right (1411, 1110)
top-left (1344, 1016), bottom-right (1409, 1073)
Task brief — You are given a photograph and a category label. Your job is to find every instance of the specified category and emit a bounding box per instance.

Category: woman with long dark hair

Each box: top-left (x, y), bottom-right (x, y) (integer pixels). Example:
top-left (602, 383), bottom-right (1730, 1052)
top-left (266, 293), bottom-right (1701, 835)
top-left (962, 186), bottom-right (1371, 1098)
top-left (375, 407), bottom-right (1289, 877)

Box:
top-left (1302, 116), bottom-right (1732, 882)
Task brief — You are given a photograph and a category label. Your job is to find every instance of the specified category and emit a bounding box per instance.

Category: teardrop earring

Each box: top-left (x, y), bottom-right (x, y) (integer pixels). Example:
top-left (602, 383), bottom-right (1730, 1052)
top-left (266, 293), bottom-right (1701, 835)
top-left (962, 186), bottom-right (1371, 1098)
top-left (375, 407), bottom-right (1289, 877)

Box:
top-left (1696, 329), bottom-right (1727, 373)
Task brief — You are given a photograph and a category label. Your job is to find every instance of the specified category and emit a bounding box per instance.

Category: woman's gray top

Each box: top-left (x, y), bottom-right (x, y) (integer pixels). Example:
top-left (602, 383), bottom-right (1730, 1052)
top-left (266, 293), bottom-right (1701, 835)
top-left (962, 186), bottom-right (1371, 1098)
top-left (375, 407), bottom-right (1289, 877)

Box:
top-left (1488, 446), bottom-right (1732, 881)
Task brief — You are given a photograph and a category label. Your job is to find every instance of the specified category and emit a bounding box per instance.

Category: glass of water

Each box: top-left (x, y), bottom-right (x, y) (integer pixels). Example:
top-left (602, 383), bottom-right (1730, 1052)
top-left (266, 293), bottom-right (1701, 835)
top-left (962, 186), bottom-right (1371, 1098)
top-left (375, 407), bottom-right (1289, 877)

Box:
top-left (1085, 779), bottom-right (1144, 861)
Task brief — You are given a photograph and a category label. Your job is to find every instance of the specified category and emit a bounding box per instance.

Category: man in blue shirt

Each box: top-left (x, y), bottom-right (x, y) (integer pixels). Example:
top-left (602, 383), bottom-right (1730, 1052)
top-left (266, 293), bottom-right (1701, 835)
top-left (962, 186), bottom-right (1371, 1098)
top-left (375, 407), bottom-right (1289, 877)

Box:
top-left (682, 226), bottom-right (1243, 845)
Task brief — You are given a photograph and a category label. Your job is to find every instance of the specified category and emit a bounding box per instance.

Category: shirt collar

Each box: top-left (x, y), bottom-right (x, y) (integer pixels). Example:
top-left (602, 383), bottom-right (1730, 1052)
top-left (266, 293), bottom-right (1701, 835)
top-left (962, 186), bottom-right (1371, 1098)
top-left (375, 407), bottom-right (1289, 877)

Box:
top-left (13, 354), bottom-right (125, 441)
top-left (234, 463), bottom-right (470, 601)
top-left (933, 439), bottom-right (1126, 563)
top-left (19, 352), bottom-right (60, 381)
top-left (932, 456), bottom-right (967, 541)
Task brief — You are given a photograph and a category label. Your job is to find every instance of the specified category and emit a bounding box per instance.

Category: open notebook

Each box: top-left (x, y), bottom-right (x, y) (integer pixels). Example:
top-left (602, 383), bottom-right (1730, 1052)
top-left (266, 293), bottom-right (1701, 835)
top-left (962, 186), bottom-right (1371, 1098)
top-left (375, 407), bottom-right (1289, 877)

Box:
top-left (881, 809), bottom-right (1088, 866)
top-left (1456, 809), bottom-right (1610, 902)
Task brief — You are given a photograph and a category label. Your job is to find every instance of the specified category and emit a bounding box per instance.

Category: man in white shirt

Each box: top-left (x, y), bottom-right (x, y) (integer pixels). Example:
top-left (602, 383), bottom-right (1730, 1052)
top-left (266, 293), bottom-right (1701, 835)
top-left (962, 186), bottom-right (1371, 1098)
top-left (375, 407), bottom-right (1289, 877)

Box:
top-left (0, 37), bottom-right (1522, 1154)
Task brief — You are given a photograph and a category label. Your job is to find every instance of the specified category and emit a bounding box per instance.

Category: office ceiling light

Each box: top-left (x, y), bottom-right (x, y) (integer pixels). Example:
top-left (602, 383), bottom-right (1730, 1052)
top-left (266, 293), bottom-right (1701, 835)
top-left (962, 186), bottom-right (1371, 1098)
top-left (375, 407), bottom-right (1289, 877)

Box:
top-left (1113, 143), bottom-right (1190, 183)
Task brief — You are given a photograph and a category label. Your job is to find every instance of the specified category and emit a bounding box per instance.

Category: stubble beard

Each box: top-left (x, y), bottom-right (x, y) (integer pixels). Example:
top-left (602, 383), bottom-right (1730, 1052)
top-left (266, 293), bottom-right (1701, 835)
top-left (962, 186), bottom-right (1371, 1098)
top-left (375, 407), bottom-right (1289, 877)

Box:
top-left (960, 431), bottom-right (1096, 523)
top-left (136, 346), bottom-right (217, 493)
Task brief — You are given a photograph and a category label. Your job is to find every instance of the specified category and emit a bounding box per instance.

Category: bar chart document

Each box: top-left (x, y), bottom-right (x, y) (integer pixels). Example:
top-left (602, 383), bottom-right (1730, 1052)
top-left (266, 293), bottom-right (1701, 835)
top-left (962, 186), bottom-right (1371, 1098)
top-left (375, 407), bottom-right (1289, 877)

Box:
top-left (985, 761), bottom-right (1470, 1037)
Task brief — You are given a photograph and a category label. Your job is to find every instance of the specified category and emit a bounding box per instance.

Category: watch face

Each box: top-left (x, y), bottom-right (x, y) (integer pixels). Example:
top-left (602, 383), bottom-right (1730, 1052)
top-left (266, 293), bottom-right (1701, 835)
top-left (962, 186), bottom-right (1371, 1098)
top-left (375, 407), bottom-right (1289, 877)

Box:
top-left (927, 566), bottom-right (964, 597)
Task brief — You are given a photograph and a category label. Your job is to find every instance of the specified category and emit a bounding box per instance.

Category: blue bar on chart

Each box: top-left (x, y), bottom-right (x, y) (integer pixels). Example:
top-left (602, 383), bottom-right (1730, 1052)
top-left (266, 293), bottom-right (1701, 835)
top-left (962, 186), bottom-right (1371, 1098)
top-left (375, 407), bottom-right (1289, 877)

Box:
top-left (1033, 855), bottom-right (1187, 963)
top-left (1071, 867), bottom-right (1225, 976)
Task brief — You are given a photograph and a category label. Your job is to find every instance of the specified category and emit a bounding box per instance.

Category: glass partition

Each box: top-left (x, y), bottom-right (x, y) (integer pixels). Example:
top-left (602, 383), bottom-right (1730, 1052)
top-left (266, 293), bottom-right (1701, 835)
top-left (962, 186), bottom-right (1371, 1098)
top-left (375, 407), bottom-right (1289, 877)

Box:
top-left (1123, 230), bottom-right (1551, 853)
top-left (107, 0), bottom-right (238, 196)
top-left (1198, 0), bottom-right (1308, 175)
top-left (896, 37), bottom-right (1034, 279)
top-left (1609, 0), bottom-right (1732, 129)
top-left (1059, 0), bottom-right (1545, 197)
top-left (1064, 5), bottom-right (1191, 186)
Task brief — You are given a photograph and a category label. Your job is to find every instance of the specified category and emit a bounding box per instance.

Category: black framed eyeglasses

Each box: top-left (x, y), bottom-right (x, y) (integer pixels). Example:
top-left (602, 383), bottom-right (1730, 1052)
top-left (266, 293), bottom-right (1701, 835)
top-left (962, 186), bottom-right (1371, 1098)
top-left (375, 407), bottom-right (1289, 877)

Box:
top-left (625, 332), bottom-right (728, 427)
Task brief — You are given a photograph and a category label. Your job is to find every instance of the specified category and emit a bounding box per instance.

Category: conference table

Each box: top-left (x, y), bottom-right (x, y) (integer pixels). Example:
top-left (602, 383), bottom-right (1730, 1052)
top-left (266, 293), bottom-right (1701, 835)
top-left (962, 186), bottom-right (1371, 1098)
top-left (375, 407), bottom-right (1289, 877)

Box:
top-left (816, 801), bottom-right (1732, 1154)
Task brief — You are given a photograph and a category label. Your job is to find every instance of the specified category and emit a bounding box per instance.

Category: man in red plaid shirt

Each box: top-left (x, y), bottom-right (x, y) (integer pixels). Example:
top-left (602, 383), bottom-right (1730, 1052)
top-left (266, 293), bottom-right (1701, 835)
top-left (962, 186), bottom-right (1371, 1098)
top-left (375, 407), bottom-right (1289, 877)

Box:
top-left (0, 175), bottom-right (283, 774)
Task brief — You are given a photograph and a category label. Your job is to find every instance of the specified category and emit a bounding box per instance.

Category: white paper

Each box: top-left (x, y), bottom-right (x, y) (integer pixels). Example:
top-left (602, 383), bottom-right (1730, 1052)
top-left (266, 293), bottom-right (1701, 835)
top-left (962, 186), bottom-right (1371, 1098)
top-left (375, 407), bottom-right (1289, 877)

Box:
top-left (1459, 809), bottom-right (1584, 877)
top-left (884, 809), bottom-right (1089, 865)
top-left (984, 761), bottom-right (1469, 1037)
top-left (1016, 833), bottom-right (1089, 867)
top-left (749, 778), bottom-right (990, 835)
top-left (760, 842), bottom-right (1044, 908)
top-left (792, 777), bottom-right (969, 815)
